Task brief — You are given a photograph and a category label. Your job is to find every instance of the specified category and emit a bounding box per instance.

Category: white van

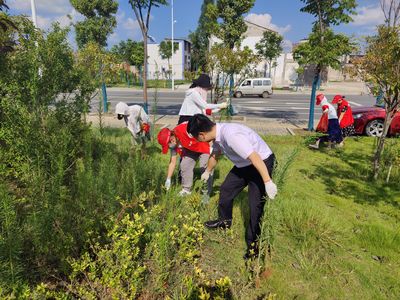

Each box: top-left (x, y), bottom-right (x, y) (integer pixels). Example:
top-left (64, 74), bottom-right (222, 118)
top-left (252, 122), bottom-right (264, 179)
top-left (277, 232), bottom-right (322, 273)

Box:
top-left (234, 78), bottom-right (273, 98)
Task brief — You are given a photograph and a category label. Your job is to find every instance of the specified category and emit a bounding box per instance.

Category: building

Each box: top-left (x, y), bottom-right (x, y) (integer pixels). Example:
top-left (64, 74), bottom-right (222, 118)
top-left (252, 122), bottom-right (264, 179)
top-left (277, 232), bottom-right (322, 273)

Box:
top-left (147, 38), bottom-right (191, 80)
top-left (209, 20), bottom-right (300, 87)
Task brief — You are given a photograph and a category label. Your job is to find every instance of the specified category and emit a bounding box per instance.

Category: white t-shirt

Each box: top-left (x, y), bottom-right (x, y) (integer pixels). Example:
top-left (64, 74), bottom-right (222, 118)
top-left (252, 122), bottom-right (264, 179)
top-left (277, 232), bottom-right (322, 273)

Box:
top-left (124, 105), bottom-right (150, 137)
top-left (179, 88), bottom-right (222, 116)
top-left (213, 123), bottom-right (273, 168)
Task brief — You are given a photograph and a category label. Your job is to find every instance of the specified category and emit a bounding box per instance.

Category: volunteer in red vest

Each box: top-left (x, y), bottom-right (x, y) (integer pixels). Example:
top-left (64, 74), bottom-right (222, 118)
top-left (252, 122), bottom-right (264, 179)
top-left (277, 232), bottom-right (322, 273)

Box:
top-left (309, 94), bottom-right (343, 149)
top-left (178, 74), bottom-right (228, 124)
top-left (115, 102), bottom-right (151, 144)
top-left (187, 114), bottom-right (277, 260)
top-left (332, 95), bottom-right (355, 139)
top-left (157, 122), bottom-right (212, 196)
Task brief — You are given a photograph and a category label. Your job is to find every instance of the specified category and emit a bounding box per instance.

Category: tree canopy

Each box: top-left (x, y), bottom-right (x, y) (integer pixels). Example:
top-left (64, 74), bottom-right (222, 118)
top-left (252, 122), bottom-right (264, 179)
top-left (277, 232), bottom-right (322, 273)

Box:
top-left (111, 39), bottom-right (144, 68)
top-left (70, 0), bottom-right (118, 48)
top-left (158, 40), bottom-right (179, 62)
top-left (255, 30), bottom-right (283, 77)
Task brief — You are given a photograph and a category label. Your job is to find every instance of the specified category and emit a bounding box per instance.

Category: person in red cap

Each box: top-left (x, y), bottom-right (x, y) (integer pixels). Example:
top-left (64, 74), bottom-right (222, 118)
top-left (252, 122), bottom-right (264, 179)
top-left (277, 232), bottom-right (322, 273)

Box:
top-left (332, 95), bottom-right (355, 140)
top-left (178, 74), bottom-right (228, 124)
top-left (309, 94), bottom-right (343, 149)
top-left (157, 122), bottom-right (212, 196)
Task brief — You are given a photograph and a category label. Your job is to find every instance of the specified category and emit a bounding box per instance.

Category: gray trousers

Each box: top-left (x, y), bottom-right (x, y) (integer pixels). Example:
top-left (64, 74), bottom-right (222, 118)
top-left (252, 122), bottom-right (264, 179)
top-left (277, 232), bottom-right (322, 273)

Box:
top-left (180, 149), bottom-right (211, 192)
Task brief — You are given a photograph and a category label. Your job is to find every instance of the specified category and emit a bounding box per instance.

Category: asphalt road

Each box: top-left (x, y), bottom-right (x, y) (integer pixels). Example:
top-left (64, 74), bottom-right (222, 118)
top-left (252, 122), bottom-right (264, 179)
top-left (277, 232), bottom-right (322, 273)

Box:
top-left (91, 89), bottom-right (377, 122)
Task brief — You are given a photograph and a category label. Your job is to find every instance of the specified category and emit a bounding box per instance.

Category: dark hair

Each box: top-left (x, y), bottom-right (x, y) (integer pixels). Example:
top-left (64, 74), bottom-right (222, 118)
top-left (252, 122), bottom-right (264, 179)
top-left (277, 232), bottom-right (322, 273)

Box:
top-left (190, 74), bottom-right (212, 89)
top-left (187, 114), bottom-right (215, 138)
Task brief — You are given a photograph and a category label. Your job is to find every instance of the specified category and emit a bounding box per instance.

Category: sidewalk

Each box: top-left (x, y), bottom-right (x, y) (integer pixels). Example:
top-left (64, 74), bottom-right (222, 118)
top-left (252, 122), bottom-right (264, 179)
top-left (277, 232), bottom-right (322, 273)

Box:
top-left (108, 81), bottom-right (368, 96)
top-left (87, 113), bottom-right (308, 136)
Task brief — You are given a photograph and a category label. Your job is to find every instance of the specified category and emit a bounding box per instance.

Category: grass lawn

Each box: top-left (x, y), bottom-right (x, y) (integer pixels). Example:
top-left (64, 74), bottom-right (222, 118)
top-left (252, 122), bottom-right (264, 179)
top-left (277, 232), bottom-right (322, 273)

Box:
top-left (179, 135), bottom-right (400, 299)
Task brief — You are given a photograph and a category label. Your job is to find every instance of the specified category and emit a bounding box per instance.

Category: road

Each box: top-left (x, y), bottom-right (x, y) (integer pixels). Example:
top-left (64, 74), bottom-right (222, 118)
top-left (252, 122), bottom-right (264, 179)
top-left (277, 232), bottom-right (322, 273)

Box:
top-left (91, 89), bottom-right (376, 122)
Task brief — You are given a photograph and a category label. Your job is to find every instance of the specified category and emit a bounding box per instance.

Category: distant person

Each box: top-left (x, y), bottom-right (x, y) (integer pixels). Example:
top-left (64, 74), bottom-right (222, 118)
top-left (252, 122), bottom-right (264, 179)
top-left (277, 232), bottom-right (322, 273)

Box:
top-left (157, 122), bottom-right (212, 196)
top-left (309, 94), bottom-right (343, 149)
top-left (178, 74), bottom-right (228, 124)
top-left (332, 95), bottom-right (355, 140)
top-left (115, 102), bottom-right (151, 145)
top-left (187, 114), bottom-right (277, 260)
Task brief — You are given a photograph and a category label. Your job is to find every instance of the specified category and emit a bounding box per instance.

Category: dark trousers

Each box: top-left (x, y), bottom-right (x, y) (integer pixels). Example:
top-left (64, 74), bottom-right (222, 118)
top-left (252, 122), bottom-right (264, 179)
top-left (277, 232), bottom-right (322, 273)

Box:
top-left (218, 154), bottom-right (275, 248)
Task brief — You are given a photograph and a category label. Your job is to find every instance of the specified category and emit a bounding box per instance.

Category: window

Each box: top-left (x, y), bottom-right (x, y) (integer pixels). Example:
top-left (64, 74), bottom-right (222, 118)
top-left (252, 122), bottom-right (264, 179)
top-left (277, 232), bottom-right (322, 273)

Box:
top-left (241, 80), bottom-right (251, 86)
top-left (263, 80), bottom-right (271, 86)
top-left (253, 80), bottom-right (262, 86)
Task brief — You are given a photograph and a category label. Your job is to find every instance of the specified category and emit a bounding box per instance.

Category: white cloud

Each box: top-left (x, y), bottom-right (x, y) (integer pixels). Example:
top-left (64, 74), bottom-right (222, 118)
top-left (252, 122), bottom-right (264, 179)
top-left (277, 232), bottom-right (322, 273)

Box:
top-left (282, 39), bottom-right (293, 53)
top-left (9, 0), bottom-right (72, 15)
top-left (352, 5), bottom-right (384, 26)
top-left (245, 13), bottom-right (291, 35)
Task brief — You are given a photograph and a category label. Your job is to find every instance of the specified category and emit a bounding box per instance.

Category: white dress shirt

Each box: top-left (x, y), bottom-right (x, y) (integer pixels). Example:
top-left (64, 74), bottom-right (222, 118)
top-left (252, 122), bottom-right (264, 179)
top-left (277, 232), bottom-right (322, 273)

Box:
top-left (179, 88), bottom-right (222, 116)
top-left (213, 123), bottom-right (273, 168)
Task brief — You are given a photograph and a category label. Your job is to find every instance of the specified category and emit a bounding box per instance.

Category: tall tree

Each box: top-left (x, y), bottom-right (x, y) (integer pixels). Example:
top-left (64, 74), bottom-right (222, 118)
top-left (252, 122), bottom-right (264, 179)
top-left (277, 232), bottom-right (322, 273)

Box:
top-left (111, 39), bottom-right (144, 68)
top-left (128, 0), bottom-right (168, 112)
top-left (0, 0), bottom-right (17, 53)
top-left (294, 0), bottom-right (357, 131)
top-left (354, 0), bottom-right (400, 179)
top-left (207, 0), bottom-right (255, 98)
top-left (70, 0), bottom-right (118, 49)
top-left (158, 40), bottom-right (178, 79)
top-left (189, 0), bottom-right (217, 71)
top-left (255, 30), bottom-right (283, 77)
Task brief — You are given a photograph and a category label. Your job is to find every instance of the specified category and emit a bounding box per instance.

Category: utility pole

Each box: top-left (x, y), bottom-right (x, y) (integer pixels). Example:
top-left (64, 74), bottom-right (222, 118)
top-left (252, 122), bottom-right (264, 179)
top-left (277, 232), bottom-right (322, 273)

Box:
top-left (30, 0), bottom-right (38, 27)
top-left (171, 0), bottom-right (174, 91)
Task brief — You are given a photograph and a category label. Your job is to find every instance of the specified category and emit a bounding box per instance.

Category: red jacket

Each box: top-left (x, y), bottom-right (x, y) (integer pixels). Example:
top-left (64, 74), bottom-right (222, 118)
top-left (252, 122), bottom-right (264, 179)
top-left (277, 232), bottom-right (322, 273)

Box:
top-left (337, 100), bottom-right (354, 128)
top-left (173, 122), bottom-right (210, 154)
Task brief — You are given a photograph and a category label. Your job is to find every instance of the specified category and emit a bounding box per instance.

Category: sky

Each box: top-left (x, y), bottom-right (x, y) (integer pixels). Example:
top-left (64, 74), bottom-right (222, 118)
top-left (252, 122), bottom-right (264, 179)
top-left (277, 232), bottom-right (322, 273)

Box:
top-left (7, 0), bottom-right (384, 51)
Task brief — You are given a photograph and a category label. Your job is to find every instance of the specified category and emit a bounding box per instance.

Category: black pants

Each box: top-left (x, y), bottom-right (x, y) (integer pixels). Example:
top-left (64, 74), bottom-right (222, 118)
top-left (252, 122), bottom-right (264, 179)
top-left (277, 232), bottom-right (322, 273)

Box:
top-left (219, 154), bottom-right (275, 248)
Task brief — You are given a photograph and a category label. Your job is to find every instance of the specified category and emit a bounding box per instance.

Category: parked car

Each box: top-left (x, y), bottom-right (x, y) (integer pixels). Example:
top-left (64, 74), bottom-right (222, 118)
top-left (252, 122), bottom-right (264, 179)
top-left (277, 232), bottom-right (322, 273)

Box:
top-left (234, 78), bottom-right (273, 98)
top-left (352, 106), bottom-right (400, 137)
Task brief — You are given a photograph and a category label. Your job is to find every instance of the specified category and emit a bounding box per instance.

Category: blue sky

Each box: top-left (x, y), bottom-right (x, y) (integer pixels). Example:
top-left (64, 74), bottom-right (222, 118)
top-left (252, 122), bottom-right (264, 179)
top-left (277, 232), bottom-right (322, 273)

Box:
top-left (7, 0), bottom-right (384, 50)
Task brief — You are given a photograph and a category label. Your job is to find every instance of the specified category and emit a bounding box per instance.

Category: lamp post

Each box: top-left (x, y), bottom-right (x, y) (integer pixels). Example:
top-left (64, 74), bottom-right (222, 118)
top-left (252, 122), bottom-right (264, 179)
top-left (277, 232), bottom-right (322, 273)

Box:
top-left (30, 0), bottom-right (38, 27)
top-left (171, 0), bottom-right (174, 91)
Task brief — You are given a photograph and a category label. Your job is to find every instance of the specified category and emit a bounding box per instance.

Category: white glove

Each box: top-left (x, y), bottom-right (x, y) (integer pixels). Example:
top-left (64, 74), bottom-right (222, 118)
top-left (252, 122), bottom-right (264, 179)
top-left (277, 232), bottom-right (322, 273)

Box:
top-left (201, 170), bottom-right (211, 182)
top-left (265, 180), bottom-right (277, 200)
top-left (165, 178), bottom-right (171, 190)
top-left (219, 101), bottom-right (229, 109)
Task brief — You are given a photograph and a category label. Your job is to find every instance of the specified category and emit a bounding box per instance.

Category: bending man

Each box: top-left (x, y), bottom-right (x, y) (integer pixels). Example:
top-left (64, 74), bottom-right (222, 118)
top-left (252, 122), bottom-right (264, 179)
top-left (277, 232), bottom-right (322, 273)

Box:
top-left (187, 114), bottom-right (277, 259)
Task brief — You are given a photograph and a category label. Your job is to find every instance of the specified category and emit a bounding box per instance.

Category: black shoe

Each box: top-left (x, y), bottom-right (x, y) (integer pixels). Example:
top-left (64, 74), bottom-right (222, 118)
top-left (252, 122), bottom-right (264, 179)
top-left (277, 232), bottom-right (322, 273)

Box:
top-left (204, 219), bottom-right (232, 229)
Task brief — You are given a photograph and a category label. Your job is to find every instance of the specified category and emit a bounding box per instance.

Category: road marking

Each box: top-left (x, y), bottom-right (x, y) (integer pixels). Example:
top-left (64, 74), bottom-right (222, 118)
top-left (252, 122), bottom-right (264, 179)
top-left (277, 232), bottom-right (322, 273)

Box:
top-left (349, 101), bottom-right (362, 107)
top-left (290, 107), bottom-right (309, 110)
top-left (285, 102), bottom-right (308, 105)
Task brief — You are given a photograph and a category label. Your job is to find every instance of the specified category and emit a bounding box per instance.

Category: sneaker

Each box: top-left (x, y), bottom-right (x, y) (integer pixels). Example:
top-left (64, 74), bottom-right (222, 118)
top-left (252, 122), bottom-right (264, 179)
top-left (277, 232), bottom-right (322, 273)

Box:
top-left (178, 189), bottom-right (191, 196)
top-left (204, 219), bottom-right (232, 229)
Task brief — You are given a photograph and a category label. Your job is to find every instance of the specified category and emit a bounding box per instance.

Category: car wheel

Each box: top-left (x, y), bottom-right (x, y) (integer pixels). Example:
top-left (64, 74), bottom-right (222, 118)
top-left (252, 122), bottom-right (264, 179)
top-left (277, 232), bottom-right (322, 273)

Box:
top-left (365, 119), bottom-right (384, 137)
top-left (234, 91), bottom-right (242, 98)
top-left (262, 91), bottom-right (269, 98)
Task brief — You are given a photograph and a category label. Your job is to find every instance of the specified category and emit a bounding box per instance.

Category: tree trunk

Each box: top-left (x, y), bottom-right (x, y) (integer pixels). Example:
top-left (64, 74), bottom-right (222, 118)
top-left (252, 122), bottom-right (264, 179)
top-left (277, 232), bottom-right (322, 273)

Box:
top-left (269, 61), bottom-right (272, 78)
top-left (143, 33), bottom-right (148, 113)
top-left (373, 111), bottom-right (394, 180)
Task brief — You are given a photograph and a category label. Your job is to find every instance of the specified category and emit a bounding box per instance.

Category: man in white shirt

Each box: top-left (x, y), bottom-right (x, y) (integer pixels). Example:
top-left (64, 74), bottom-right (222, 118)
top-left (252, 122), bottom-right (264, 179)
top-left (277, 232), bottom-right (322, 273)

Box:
top-left (115, 102), bottom-right (151, 145)
top-left (187, 114), bottom-right (278, 259)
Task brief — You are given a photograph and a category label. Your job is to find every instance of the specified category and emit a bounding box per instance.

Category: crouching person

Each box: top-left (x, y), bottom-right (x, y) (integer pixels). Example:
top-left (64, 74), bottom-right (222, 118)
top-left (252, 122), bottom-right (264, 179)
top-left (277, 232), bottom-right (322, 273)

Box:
top-left (115, 102), bottom-right (151, 145)
top-left (157, 121), bottom-right (213, 196)
top-left (187, 114), bottom-right (277, 259)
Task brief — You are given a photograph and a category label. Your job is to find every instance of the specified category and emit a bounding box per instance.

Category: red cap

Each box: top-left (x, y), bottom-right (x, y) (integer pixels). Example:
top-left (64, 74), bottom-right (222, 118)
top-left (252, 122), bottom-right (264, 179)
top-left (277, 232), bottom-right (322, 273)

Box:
top-left (332, 95), bottom-right (343, 104)
top-left (316, 93), bottom-right (325, 105)
top-left (157, 128), bottom-right (171, 154)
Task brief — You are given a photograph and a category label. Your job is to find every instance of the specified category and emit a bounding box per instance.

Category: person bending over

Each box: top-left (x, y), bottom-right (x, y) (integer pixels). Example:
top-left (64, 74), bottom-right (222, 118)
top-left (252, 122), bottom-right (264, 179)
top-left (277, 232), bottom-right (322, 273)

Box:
top-left (187, 114), bottom-right (278, 259)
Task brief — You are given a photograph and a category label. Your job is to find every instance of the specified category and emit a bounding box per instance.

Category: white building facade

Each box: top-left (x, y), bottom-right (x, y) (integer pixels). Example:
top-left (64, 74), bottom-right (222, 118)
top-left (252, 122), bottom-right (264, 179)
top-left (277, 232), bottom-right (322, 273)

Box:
top-left (210, 20), bottom-right (299, 87)
top-left (147, 38), bottom-right (191, 80)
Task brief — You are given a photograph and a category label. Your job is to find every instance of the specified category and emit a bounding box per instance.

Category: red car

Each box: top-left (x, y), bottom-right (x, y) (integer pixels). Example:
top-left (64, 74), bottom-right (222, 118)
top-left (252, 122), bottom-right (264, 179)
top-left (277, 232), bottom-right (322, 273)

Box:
top-left (352, 106), bottom-right (400, 137)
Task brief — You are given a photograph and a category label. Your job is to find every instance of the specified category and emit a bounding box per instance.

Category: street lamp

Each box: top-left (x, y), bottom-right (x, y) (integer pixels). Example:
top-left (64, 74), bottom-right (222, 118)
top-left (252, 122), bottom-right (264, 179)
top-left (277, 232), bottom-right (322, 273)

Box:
top-left (30, 0), bottom-right (38, 27)
top-left (171, 0), bottom-right (174, 91)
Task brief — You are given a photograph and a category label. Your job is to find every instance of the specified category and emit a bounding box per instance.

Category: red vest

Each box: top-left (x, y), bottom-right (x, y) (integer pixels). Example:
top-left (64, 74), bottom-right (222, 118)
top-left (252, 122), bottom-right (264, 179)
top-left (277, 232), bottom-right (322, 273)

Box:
top-left (337, 100), bottom-right (354, 128)
top-left (173, 122), bottom-right (210, 154)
